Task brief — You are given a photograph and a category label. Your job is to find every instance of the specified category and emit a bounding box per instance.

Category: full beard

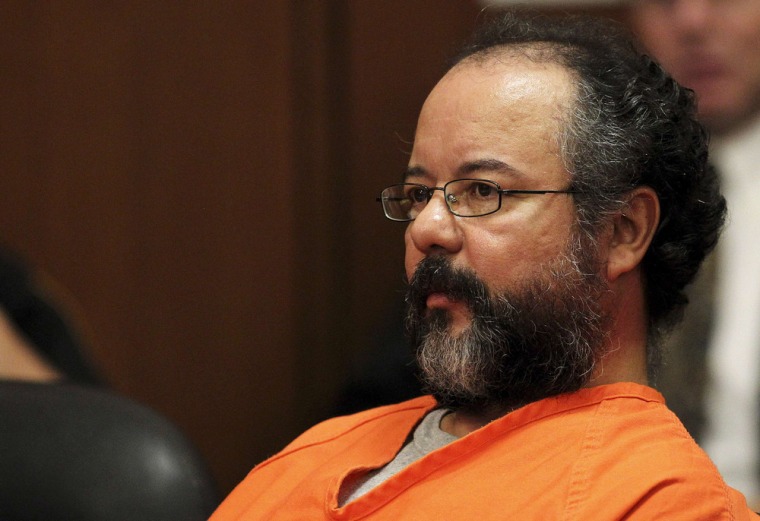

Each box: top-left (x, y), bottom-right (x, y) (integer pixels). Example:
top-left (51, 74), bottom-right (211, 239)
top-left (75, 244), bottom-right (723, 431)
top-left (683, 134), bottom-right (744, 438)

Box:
top-left (404, 235), bottom-right (609, 415)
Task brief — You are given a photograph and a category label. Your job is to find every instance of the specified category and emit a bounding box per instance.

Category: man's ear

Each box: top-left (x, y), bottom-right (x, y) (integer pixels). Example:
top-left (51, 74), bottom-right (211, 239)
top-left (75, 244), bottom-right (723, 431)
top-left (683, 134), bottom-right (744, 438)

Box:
top-left (606, 186), bottom-right (660, 282)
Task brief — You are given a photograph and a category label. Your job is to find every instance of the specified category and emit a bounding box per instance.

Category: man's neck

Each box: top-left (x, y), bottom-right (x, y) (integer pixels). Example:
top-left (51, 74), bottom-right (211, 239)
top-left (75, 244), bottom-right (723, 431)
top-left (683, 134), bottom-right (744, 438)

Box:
top-left (440, 349), bottom-right (649, 439)
top-left (439, 406), bottom-right (507, 438)
top-left (711, 108), bottom-right (760, 144)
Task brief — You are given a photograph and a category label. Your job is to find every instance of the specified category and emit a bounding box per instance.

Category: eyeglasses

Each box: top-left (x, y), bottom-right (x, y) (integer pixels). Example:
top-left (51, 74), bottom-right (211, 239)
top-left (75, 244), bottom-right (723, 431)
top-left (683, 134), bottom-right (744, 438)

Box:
top-left (377, 178), bottom-right (579, 222)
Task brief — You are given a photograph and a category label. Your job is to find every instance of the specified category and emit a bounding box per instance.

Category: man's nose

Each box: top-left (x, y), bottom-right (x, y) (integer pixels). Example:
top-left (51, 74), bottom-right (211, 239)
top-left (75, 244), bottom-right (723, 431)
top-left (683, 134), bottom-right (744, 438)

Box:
top-left (406, 191), bottom-right (462, 255)
top-left (670, 0), bottom-right (712, 32)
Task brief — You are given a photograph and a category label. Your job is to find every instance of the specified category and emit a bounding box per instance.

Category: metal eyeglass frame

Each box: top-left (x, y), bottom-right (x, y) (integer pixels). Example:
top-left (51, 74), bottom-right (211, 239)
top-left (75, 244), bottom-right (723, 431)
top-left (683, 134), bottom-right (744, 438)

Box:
top-left (376, 178), bottom-right (579, 222)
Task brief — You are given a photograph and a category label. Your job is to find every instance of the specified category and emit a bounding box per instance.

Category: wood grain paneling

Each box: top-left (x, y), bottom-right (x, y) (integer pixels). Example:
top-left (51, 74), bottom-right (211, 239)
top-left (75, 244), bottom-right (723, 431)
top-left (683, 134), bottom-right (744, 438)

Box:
top-left (0, 1), bottom-right (300, 493)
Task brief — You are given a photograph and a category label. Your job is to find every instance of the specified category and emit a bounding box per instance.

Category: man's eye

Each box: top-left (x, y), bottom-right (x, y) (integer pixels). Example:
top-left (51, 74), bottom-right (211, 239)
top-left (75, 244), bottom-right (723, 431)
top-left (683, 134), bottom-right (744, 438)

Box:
top-left (409, 188), bottom-right (429, 203)
top-left (471, 182), bottom-right (496, 198)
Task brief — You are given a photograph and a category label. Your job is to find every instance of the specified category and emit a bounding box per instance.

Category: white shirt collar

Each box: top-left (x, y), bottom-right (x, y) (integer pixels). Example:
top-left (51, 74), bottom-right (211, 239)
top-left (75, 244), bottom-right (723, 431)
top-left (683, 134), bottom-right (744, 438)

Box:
top-left (711, 113), bottom-right (760, 190)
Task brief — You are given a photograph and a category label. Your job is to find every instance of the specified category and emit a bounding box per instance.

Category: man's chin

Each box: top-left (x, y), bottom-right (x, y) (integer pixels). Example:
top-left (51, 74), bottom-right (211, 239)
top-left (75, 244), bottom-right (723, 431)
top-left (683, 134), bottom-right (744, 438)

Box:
top-left (424, 306), bottom-right (472, 337)
top-left (444, 316), bottom-right (472, 337)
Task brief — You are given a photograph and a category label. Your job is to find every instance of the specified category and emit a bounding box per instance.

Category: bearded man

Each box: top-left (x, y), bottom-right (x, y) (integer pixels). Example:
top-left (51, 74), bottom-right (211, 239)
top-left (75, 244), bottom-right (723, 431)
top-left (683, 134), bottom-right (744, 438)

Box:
top-left (211, 11), bottom-right (759, 520)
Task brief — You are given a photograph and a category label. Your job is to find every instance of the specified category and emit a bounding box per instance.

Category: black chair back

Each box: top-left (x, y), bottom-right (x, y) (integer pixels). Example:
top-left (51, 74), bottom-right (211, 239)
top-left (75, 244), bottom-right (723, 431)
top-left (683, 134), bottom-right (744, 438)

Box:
top-left (0, 381), bottom-right (219, 521)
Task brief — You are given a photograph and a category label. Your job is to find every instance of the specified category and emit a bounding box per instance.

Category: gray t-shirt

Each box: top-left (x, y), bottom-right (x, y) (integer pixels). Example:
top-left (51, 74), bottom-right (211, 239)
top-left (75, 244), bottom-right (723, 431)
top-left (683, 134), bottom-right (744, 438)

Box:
top-left (339, 408), bottom-right (456, 506)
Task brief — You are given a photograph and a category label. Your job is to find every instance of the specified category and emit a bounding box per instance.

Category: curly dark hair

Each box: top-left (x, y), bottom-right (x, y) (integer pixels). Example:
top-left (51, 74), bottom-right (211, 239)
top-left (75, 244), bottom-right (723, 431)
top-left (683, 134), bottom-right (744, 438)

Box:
top-left (451, 11), bottom-right (726, 347)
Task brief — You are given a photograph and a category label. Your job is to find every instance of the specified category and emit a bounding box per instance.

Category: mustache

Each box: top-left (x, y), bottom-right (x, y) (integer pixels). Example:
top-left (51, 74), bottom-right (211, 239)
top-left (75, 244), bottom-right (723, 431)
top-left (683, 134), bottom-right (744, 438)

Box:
top-left (405, 256), bottom-right (490, 313)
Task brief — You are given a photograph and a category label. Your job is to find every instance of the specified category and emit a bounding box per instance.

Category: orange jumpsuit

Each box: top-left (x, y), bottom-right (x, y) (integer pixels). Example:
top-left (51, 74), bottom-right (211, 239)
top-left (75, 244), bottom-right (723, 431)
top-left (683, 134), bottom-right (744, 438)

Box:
top-left (211, 382), bottom-right (759, 520)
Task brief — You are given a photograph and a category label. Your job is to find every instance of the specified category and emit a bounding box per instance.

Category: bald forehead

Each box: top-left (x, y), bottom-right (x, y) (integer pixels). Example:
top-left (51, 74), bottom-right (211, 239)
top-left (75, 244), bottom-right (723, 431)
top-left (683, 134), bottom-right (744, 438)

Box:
top-left (432, 50), bottom-right (577, 129)
top-left (448, 45), bottom-right (575, 91)
top-left (411, 49), bottom-right (577, 191)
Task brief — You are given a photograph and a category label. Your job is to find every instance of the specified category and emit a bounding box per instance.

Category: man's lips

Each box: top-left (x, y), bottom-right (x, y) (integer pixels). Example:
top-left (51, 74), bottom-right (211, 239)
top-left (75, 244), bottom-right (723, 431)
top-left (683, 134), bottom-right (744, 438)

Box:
top-left (678, 58), bottom-right (728, 88)
top-left (426, 292), bottom-right (460, 310)
top-left (424, 292), bottom-right (472, 333)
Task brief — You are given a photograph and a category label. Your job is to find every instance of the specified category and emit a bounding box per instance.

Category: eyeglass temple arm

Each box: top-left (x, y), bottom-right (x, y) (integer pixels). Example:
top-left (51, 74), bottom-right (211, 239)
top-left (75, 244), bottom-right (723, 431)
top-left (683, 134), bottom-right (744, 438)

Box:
top-left (498, 189), bottom-right (580, 195)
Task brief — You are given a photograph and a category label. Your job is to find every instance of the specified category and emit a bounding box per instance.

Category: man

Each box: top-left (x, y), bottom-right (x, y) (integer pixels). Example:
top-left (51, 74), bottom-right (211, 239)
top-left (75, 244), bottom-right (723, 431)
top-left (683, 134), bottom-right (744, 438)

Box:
top-left (211, 12), bottom-right (758, 519)
top-left (627, 0), bottom-right (760, 503)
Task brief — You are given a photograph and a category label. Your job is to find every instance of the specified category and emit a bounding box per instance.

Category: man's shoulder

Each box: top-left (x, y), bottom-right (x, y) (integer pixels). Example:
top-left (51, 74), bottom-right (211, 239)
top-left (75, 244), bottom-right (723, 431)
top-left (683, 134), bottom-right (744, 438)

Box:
top-left (283, 396), bottom-right (437, 453)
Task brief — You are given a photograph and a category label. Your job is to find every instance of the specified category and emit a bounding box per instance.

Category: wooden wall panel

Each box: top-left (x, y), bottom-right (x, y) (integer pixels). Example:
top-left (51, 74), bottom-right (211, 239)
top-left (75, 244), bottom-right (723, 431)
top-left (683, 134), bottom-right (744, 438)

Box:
top-left (0, 1), bottom-right (300, 493)
top-left (288, 0), bottom-right (354, 427)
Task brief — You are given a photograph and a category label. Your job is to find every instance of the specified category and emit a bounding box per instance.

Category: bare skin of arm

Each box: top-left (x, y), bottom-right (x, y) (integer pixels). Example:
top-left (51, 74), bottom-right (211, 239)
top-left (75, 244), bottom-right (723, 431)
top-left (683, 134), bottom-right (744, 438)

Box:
top-left (0, 310), bottom-right (62, 382)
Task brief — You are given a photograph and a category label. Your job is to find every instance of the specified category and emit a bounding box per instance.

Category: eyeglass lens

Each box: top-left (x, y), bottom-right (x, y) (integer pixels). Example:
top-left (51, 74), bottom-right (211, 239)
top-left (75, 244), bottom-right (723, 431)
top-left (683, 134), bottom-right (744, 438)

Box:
top-left (380, 179), bottom-right (502, 221)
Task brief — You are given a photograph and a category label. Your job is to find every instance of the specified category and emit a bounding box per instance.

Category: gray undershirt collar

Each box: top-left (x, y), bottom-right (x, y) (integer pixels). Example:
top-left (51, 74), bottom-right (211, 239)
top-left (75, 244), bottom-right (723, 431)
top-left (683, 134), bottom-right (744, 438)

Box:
top-left (340, 407), bottom-right (456, 506)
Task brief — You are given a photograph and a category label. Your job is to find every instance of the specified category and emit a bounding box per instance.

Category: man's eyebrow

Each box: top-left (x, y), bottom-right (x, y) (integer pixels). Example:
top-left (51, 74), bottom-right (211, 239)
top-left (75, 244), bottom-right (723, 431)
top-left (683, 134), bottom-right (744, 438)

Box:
top-left (457, 158), bottom-right (522, 178)
top-left (403, 159), bottom-right (523, 182)
top-left (403, 165), bottom-right (427, 181)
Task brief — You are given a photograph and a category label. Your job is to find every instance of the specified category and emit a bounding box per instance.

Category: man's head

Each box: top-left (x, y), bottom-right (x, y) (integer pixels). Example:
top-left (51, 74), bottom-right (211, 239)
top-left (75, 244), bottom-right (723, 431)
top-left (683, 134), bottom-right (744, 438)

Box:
top-left (626, 0), bottom-right (760, 136)
top-left (379, 12), bottom-right (725, 412)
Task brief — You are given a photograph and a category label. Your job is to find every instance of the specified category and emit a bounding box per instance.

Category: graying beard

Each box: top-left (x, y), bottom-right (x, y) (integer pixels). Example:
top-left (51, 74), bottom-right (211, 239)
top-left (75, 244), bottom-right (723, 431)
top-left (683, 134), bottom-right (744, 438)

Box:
top-left (415, 241), bottom-right (608, 410)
